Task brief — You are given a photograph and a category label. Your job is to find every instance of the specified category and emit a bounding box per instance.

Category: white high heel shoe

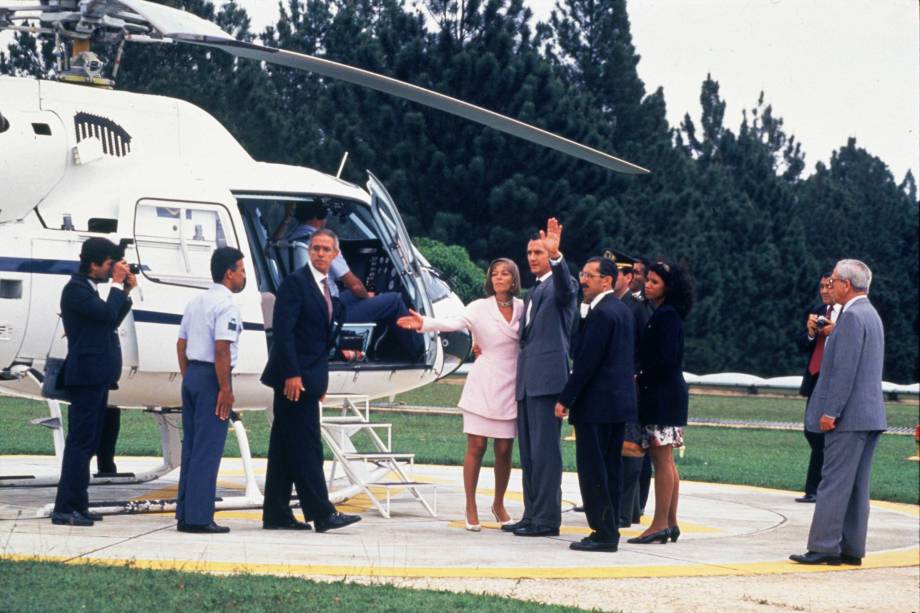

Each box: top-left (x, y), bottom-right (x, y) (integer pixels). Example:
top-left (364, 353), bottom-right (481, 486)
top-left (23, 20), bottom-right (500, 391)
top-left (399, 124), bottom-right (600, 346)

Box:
top-left (465, 511), bottom-right (481, 532)
top-left (491, 506), bottom-right (514, 527)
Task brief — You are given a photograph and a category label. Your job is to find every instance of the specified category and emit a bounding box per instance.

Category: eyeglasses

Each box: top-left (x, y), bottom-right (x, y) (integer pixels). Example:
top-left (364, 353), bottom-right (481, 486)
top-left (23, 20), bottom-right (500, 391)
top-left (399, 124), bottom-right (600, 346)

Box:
top-left (578, 271), bottom-right (603, 279)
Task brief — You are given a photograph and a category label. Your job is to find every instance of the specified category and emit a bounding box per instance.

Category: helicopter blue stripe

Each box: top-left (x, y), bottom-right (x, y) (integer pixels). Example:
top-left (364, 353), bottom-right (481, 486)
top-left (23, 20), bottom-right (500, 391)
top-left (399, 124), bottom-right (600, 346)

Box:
top-left (0, 258), bottom-right (264, 331)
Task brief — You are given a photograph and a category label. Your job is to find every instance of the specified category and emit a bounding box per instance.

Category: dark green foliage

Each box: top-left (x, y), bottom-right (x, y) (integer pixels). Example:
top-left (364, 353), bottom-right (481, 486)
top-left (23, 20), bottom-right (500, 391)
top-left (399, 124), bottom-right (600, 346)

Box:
top-left (2, 0), bottom-right (916, 380)
top-left (415, 236), bottom-right (486, 303)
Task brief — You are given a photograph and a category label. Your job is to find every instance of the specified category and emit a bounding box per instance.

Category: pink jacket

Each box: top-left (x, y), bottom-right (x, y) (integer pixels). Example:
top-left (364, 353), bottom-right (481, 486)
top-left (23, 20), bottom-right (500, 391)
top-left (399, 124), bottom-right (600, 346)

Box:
top-left (421, 296), bottom-right (523, 420)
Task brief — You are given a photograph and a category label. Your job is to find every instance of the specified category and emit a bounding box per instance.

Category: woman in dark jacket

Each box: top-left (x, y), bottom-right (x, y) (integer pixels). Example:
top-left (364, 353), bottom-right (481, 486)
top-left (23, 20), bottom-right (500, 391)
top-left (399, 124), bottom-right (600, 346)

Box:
top-left (628, 260), bottom-right (693, 545)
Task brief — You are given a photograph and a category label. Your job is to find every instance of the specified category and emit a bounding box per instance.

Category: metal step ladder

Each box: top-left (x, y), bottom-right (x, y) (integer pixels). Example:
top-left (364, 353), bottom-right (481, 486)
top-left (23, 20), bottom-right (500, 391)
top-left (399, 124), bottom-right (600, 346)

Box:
top-left (321, 394), bottom-right (436, 519)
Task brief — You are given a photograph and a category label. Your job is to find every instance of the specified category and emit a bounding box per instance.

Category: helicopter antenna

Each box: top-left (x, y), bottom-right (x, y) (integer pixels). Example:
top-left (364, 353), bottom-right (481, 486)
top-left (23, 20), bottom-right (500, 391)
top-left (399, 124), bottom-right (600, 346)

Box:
top-left (336, 152), bottom-right (349, 179)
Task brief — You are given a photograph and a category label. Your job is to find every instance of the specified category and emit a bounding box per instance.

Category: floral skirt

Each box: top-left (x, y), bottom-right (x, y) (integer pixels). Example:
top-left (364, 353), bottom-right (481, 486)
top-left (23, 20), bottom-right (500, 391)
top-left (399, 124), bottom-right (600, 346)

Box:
top-left (640, 424), bottom-right (684, 449)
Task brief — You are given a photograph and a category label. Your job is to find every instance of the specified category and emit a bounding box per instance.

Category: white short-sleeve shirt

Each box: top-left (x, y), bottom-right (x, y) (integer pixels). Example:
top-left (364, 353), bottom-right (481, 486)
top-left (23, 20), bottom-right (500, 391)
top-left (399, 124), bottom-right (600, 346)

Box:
top-left (178, 283), bottom-right (242, 367)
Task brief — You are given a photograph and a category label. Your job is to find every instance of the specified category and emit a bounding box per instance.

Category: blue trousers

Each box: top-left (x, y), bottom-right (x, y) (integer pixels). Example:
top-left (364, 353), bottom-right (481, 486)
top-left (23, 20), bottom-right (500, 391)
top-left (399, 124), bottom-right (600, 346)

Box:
top-left (340, 290), bottom-right (424, 356)
top-left (176, 362), bottom-right (229, 526)
top-left (54, 385), bottom-right (109, 514)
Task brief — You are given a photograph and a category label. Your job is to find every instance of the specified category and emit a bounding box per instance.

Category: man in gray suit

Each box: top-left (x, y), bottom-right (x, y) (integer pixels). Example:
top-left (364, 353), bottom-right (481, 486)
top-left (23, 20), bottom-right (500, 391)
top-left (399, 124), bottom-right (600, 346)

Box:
top-left (502, 218), bottom-right (578, 537)
top-left (790, 259), bottom-right (887, 566)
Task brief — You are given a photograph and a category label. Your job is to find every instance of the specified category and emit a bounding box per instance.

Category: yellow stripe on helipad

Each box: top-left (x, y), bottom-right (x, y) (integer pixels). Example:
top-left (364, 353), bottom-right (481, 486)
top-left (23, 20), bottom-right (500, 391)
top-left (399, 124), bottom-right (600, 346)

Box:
top-left (2, 547), bottom-right (917, 579)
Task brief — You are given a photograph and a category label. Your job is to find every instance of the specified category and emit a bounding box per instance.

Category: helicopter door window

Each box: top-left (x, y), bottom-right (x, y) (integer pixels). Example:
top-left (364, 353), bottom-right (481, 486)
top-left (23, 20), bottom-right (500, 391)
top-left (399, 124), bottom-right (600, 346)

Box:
top-left (134, 200), bottom-right (238, 289)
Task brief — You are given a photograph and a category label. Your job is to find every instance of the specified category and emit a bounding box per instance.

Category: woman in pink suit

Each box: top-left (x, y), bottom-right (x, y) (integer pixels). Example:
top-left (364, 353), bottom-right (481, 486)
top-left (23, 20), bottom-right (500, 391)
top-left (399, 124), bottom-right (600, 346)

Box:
top-left (398, 258), bottom-right (522, 531)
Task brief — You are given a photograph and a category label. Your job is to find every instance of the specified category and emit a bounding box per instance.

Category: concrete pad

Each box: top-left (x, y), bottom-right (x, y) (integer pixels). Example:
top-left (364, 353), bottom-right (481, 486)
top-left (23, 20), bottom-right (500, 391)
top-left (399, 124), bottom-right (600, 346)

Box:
top-left (1, 453), bottom-right (916, 583)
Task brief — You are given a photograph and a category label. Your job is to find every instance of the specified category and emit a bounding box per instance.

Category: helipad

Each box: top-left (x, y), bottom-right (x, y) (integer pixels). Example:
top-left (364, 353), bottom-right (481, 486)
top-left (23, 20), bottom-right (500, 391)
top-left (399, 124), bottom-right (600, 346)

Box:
top-left (0, 454), bottom-right (916, 581)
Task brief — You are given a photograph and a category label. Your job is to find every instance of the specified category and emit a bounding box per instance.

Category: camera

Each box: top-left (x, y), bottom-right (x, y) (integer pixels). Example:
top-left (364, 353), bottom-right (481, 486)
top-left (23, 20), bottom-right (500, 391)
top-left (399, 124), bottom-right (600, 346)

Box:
top-left (816, 315), bottom-right (829, 329)
top-left (128, 263), bottom-right (141, 275)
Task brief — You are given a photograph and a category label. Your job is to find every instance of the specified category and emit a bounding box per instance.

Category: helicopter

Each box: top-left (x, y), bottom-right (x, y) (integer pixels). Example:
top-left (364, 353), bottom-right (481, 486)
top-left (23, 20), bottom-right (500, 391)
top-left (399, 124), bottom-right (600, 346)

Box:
top-left (0, 0), bottom-right (647, 510)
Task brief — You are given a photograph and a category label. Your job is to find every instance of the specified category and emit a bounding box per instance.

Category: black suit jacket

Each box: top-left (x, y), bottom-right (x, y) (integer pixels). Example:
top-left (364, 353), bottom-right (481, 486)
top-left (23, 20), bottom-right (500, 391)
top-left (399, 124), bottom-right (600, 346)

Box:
top-left (558, 294), bottom-right (637, 425)
top-left (798, 303), bottom-right (830, 397)
top-left (59, 274), bottom-right (132, 388)
top-left (620, 291), bottom-right (650, 368)
top-left (636, 304), bottom-right (688, 426)
top-left (261, 267), bottom-right (344, 396)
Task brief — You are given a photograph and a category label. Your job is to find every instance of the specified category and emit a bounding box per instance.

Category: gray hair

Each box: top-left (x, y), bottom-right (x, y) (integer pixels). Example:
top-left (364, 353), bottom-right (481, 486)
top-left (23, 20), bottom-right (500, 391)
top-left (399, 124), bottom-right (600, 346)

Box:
top-left (834, 259), bottom-right (872, 292)
top-left (309, 228), bottom-right (340, 252)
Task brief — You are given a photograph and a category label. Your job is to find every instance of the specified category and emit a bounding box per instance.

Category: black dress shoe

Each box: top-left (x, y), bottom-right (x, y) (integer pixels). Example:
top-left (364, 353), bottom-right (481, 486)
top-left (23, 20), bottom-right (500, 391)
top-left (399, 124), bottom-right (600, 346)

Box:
top-left (177, 521), bottom-right (230, 534)
top-left (51, 511), bottom-right (94, 526)
top-left (314, 512), bottom-right (361, 533)
top-left (618, 518), bottom-right (632, 528)
top-left (840, 553), bottom-right (862, 566)
top-left (572, 505), bottom-right (585, 513)
top-left (669, 525), bottom-right (680, 542)
top-left (263, 519), bottom-right (312, 531)
top-left (501, 519), bottom-right (530, 533)
top-left (513, 524), bottom-right (559, 537)
top-left (80, 510), bottom-right (104, 521)
top-left (795, 494), bottom-right (817, 503)
top-left (789, 551), bottom-right (841, 565)
top-left (570, 535), bottom-right (618, 552)
top-left (626, 528), bottom-right (670, 544)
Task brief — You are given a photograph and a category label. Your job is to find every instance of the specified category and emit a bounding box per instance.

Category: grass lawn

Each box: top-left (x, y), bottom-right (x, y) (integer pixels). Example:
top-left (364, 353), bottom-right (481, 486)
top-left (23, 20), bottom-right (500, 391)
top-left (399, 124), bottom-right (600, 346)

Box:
top-left (1, 390), bottom-right (917, 503)
top-left (0, 559), bottom-right (584, 612)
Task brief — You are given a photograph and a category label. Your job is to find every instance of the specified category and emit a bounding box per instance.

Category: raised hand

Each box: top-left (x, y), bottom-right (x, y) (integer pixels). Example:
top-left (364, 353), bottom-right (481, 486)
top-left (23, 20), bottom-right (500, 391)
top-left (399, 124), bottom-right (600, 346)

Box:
top-left (539, 217), bottom-right (562, 259)
top-left (396, 308), bottom-right (424, 331)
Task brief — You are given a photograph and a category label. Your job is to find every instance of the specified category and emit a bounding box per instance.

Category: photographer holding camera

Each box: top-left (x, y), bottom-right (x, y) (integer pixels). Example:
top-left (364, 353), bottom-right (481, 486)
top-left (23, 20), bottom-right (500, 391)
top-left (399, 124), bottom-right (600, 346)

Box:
top-left (51, 238), bottom-right (136, 526)
top-left (794, 272), bottom-right (840, 504)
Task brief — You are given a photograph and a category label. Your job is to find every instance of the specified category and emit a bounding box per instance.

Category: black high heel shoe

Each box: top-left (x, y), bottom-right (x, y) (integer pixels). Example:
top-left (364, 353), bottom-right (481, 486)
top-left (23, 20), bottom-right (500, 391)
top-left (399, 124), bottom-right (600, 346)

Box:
top-left (669, 525), bottom-right (681, 542)
top-left (626, 528), bottom-right (670, 544)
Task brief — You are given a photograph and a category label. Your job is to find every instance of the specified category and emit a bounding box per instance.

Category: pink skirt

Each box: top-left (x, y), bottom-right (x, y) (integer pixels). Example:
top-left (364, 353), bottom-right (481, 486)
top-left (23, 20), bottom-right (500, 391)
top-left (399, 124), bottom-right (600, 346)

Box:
top-left (462, 410), bottom-right (517, 439)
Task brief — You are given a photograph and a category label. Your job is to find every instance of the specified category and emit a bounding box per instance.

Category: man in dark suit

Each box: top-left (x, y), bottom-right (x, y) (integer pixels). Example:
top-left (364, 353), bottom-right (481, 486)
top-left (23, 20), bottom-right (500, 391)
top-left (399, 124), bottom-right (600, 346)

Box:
top-left (795, 272), bottom-right (839, 503)
top-left (791, 259), bottom-right (887, 566)
top-left (555, 257), bottom-right (636, 551)
top-left (504, 218), bottom-right (578, 537)
top-left (607, 250), bottom-right (650, 527)
top-left (261, 229), bottom-right (361, 532)
top-left (51, 238), bottom-right (135, 526)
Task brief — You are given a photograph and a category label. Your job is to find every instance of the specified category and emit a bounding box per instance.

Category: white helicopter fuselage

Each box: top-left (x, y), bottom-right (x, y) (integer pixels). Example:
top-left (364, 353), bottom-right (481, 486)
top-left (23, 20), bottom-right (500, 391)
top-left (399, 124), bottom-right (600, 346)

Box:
top-left (0, 75), bottom-right (467, 409)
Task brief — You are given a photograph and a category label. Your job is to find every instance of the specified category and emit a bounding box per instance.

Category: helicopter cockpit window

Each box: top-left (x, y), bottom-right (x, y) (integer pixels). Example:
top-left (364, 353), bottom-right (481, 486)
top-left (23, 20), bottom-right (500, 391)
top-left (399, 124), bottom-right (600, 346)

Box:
top-left (134, 199), bottom-right (237, 289)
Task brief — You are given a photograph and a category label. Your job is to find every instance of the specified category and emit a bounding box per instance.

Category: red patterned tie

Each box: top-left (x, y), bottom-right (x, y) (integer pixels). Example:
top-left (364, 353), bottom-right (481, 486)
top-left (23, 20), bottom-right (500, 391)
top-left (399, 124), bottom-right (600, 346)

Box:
top-left (807, 305), bottom-right (832, 375)
top-left (322, 277), bottom-right (333, 322)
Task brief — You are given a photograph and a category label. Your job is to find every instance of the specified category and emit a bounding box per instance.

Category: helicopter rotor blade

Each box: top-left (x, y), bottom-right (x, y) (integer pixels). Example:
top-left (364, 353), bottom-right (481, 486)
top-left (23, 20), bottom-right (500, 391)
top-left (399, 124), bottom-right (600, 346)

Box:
top-left (179, 36), bottom-right (649, 175)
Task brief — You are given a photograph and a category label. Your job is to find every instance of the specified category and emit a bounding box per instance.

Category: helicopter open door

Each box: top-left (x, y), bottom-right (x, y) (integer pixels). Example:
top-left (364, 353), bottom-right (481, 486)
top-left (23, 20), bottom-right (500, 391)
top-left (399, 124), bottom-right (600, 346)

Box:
top-left (366, 173), bottom-right (439, 370)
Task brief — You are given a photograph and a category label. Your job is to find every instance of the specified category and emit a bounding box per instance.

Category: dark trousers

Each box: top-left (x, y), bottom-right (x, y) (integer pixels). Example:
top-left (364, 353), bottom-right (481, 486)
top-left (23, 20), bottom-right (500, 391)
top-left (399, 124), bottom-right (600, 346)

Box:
top-left (262, 389), bottom-right (336, 524)
top-left (176, 363), bottom-right (229, 526)
top-left (340, 290), bottom-right (423, 356)
top-left (620, 455), bottom-right (643, 524)
top-left (95, 407), bottom-right (120, 474)
top-left (54, 385), bottom-right (108, 514)
top-left (803, 429), bottom-right (825, 496)
top-left (575, 422), bottom-right (625, 543)
top-left (516, 394), bottom-right (563, 528)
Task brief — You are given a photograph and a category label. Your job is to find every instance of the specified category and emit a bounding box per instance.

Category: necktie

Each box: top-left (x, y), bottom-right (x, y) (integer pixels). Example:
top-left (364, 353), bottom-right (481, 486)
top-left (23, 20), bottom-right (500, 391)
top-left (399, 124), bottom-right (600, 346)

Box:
top-left (322, 277), bottom-right (333, 322)
top-left (807, 305), bottom-right (833, 375)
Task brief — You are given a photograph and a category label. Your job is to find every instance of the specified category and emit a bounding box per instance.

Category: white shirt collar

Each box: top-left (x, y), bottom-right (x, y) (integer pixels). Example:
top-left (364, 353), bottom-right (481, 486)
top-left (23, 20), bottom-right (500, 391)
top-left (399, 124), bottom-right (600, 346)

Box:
top-left (536, 270), bottom-right (553, 283)
top-left (589, 289), bottom-right (614, 311)
top-left (842, 294), bottom-right (868, 313)
top-left (308, 260), bottom-right (328, 289)
top-left (210, 283), bottom-right (232, 296)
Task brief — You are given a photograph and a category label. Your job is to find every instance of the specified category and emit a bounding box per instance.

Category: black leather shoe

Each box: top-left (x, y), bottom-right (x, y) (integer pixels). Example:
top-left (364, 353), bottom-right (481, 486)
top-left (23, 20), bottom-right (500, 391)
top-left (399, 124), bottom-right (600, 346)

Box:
top-left (840, 553), bottom-right (862, 566)
top-left (80, 510), bottom-right (104, 522)
top-left (627, 528), bottom-right (670, 544)
top-left (51, 511), bottom-right (94, 526)
top-left (177, 521), bottom-right (230, 534)
top-left (263, 519), bottom-right (312, 531)
top-left (513, 524), bottom-right (559, 537)
top-left (789, 551), bottom-right (841, 565)
top-left (314, 512), bottom-right (361, 533)
top-left (572, 505), bottom-right (585, 513)
top-left (669, 525), bottom-right (680, 542)
top-left (618, 518), bottom-right (632, 528)
top-left (570, 536), bottom-right (618, 552)
top-left (795, 494), bottom-right (817, 503)
top-left (501, 519), bottom-right (530, 533)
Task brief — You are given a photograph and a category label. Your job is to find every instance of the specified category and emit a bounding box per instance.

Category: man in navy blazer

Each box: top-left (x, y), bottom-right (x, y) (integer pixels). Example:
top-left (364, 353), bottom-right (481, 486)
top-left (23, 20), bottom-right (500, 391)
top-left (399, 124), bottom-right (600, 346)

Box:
top-left (556, 257), bottom-right (636, 551)
top-left (791, 259), bottom-right (887, 566)
top-left (51, 238), bottom-right (135, 526)
top-left (261, 229), bottom-right (361, 533)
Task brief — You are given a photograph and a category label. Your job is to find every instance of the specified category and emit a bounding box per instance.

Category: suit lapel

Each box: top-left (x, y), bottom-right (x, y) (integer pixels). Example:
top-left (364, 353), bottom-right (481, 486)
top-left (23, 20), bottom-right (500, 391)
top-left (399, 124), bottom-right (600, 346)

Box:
top-left (523, 281), bottom-right (547, 337)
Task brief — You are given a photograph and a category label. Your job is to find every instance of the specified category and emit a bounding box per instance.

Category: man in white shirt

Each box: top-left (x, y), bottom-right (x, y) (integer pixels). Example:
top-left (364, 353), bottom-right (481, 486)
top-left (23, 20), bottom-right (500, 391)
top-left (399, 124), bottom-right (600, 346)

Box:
top-left (175, 247), bottom-right (247, 534)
